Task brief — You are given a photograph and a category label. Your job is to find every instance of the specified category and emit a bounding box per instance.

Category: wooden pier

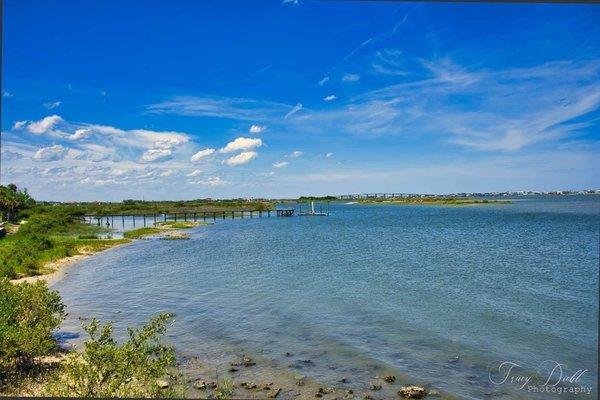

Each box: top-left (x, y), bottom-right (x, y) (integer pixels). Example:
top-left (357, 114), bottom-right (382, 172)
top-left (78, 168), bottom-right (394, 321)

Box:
top-left (84, 208), bottom-right (295, 227)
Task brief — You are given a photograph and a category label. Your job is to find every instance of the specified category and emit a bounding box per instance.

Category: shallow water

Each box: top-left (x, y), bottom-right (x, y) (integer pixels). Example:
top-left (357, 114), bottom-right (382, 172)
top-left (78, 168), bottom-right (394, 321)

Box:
top-left (54, 196), bottom-right (599, 399)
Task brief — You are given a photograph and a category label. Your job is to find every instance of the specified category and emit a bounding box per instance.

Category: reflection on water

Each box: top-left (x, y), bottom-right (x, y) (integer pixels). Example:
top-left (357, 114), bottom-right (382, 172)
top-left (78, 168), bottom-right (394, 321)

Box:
top-left (55, 197), bottom-right (599, 399)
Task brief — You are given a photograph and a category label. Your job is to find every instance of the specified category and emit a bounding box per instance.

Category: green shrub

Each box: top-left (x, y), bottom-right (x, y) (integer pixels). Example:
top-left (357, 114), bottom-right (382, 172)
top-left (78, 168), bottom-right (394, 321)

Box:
top-left (215, 378), bottom-right (235, 400)
top-left (0, 279), bottom-right (65, 379)
top-left (45, 313), bottom-right (180, 398)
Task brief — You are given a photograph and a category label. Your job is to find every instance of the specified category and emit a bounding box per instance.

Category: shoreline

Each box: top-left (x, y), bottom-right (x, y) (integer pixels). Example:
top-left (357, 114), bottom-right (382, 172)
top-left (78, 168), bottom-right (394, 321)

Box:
top-left (11, 240), bottom-right (133, 286)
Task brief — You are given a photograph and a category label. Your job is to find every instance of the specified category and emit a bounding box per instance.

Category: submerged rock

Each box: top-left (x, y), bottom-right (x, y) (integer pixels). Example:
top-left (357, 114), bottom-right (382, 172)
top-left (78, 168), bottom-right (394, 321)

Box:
top-left (398, 386), bottom-right (427, 398)
top-left (384, 375), bottom-right (396, 383)
top-left (268, 388), bottom-right (282, 398)
top-left (369, 383), bottom-right (382, 391)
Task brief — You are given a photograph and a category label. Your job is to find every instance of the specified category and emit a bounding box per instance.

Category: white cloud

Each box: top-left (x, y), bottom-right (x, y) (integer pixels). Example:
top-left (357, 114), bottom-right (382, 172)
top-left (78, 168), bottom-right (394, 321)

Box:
top-left (160, 170), bottom-right (178, 177)
top-left (285, 150), bottom-right (303, 158)
top-left (318, 77), bottom-right (330, 86)
top-left (27, 115), bottom-right (63, 134)
top-left (68, 128), bottom-right (92, 141)
top-left (195, 176), bottom-right (227, 186)
top-left (140, 148), bottom-right (172, 163)
top-left (273, 161), bottom-right (289, 168)
top-left (249, 124), bottom-right (266, 134)
top-left (284, 103), bottom-right (303, 119)
top-left (190, 148), bottom-right (215, 162)
top-left (220, 137), bottom-right (262, 153)
top-left (12, 120), bottom-right (27, 130)
top-left (43, 101), bottom-right (61, 110)
top-left (325, 152), bottom-right (334, 158)
top-left (342, 73), bottom-right (361, 82)
top-left (324, 95), bottom-right (337, 102)
top-left (187, 169), bottom-right (203, 177)
top-left (33, 145), bottom-right (68, 161)
top-left (224, 151), bottom-right (258, 166)
top-left (3, 91), bottom-right (13, 98)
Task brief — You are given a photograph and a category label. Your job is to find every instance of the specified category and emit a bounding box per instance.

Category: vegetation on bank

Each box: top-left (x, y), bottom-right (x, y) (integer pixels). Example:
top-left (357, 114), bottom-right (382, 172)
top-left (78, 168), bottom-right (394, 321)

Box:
top-left (0, 278), bottom-right (182, 397)
top-left (358, 197), bottom-right (512, 205)
top-left (0, 279), bottom-right (65, 383)
top-left (0, 198), bottom-right (130, 279)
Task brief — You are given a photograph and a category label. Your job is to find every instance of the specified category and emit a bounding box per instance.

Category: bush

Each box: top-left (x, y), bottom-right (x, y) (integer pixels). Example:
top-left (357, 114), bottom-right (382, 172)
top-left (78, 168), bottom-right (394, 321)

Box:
top-left (0, 279), bottom-right (65, 379)
top-left (45, 313), bottom-right (180, 398)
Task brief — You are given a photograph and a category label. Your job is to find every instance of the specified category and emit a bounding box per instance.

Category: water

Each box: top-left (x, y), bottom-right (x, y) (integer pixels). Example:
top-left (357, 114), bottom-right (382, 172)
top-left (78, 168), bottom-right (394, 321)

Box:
top-left (53, 196), bottom-right (599, 399)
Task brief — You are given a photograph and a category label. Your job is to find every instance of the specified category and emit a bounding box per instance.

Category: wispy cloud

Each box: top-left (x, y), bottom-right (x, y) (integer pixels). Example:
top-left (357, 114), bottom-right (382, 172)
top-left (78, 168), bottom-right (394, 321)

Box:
top-left (147, 96), bottom-right (291, 121)
top-left (3, 91), bottom-right (13, 98)
top-left (342, 73), bottom-right (361, 82)
top-left (323, 95), bottom-right (337, 102)
top-left (43, 101), bottom-right (61, 110)
top-left (285, 150), bottom-right (302, 158)
top-left (273, 161), bottom-right (289, 168)
top-left (284, 103), bottom-right (303, 119)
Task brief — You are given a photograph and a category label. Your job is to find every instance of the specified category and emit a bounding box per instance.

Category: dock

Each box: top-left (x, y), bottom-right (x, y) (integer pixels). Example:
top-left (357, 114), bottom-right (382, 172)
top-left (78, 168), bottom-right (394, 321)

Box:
top-left (83, 208), bottom-right (295, 228)
top-left (297, 201), bottom-right (330, 216)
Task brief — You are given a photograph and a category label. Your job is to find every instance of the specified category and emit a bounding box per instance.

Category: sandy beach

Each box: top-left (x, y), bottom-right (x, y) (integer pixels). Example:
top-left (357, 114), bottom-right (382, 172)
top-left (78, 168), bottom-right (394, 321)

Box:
top-left (11, 241), bottom-right (132, 286)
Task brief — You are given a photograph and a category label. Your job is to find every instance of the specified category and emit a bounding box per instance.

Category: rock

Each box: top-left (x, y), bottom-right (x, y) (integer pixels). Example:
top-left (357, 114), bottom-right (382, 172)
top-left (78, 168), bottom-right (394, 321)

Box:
top-left (156, 379), bottom-right (170, 389)
top-left (428, 389), bottom-right (440, 396)
top-left (318, 387), bottom-right (335, 394)
top-left (315, 393), bottom-right (323, 398)
top-left (347, 389), bottom-right (354, 394)
top-left (369, 383), bottom-right (382, 391)
top-left (207, 381), bottom-right (217, 389)
top-left (262, 382), bottom-right (273, 390)
top-left (340, 377), bottom-right (349, 383)
top-left (268, 388), bottom-right (282, 398)
top-left (285, 352), bottom-right (293, 357)
top-left (384, 375), bottom-right (396, 383)
top-left (295, 375), bottom-right (306, 386)
top-left (300, 359), bottom-right (313, 364)
top-left (364, 395), bottom-right (375, 400)
top-left (241, 381), bottom-right (258, 389)
top-left (193, 380), bottom-right (207, 390)
top-left (398, 386), bottom-right (427, 398)
top-left (229, 366), bottom-right (239, 372)
top-left (242, 355), bottom-right (256, 367)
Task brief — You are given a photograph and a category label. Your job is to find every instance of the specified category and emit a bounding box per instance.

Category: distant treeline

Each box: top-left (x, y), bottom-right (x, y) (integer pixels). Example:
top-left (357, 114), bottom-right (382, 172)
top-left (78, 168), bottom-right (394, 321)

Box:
top-left (297, 196), bottom-right (338, 201)
top-left (41, 198), bottom-right (275, 215)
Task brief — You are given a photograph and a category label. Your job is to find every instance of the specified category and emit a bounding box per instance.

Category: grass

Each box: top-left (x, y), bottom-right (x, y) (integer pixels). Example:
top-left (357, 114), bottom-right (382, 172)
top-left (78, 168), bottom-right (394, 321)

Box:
top-left (123, 227), bottom-right (162, 239)
top-left (155, 221), bottom-right (206, 229)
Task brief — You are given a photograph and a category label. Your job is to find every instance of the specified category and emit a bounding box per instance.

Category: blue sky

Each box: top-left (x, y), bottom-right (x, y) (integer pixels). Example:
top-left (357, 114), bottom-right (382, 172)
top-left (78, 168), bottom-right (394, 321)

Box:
top-left (1, 0), bottom-right (599, 201)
